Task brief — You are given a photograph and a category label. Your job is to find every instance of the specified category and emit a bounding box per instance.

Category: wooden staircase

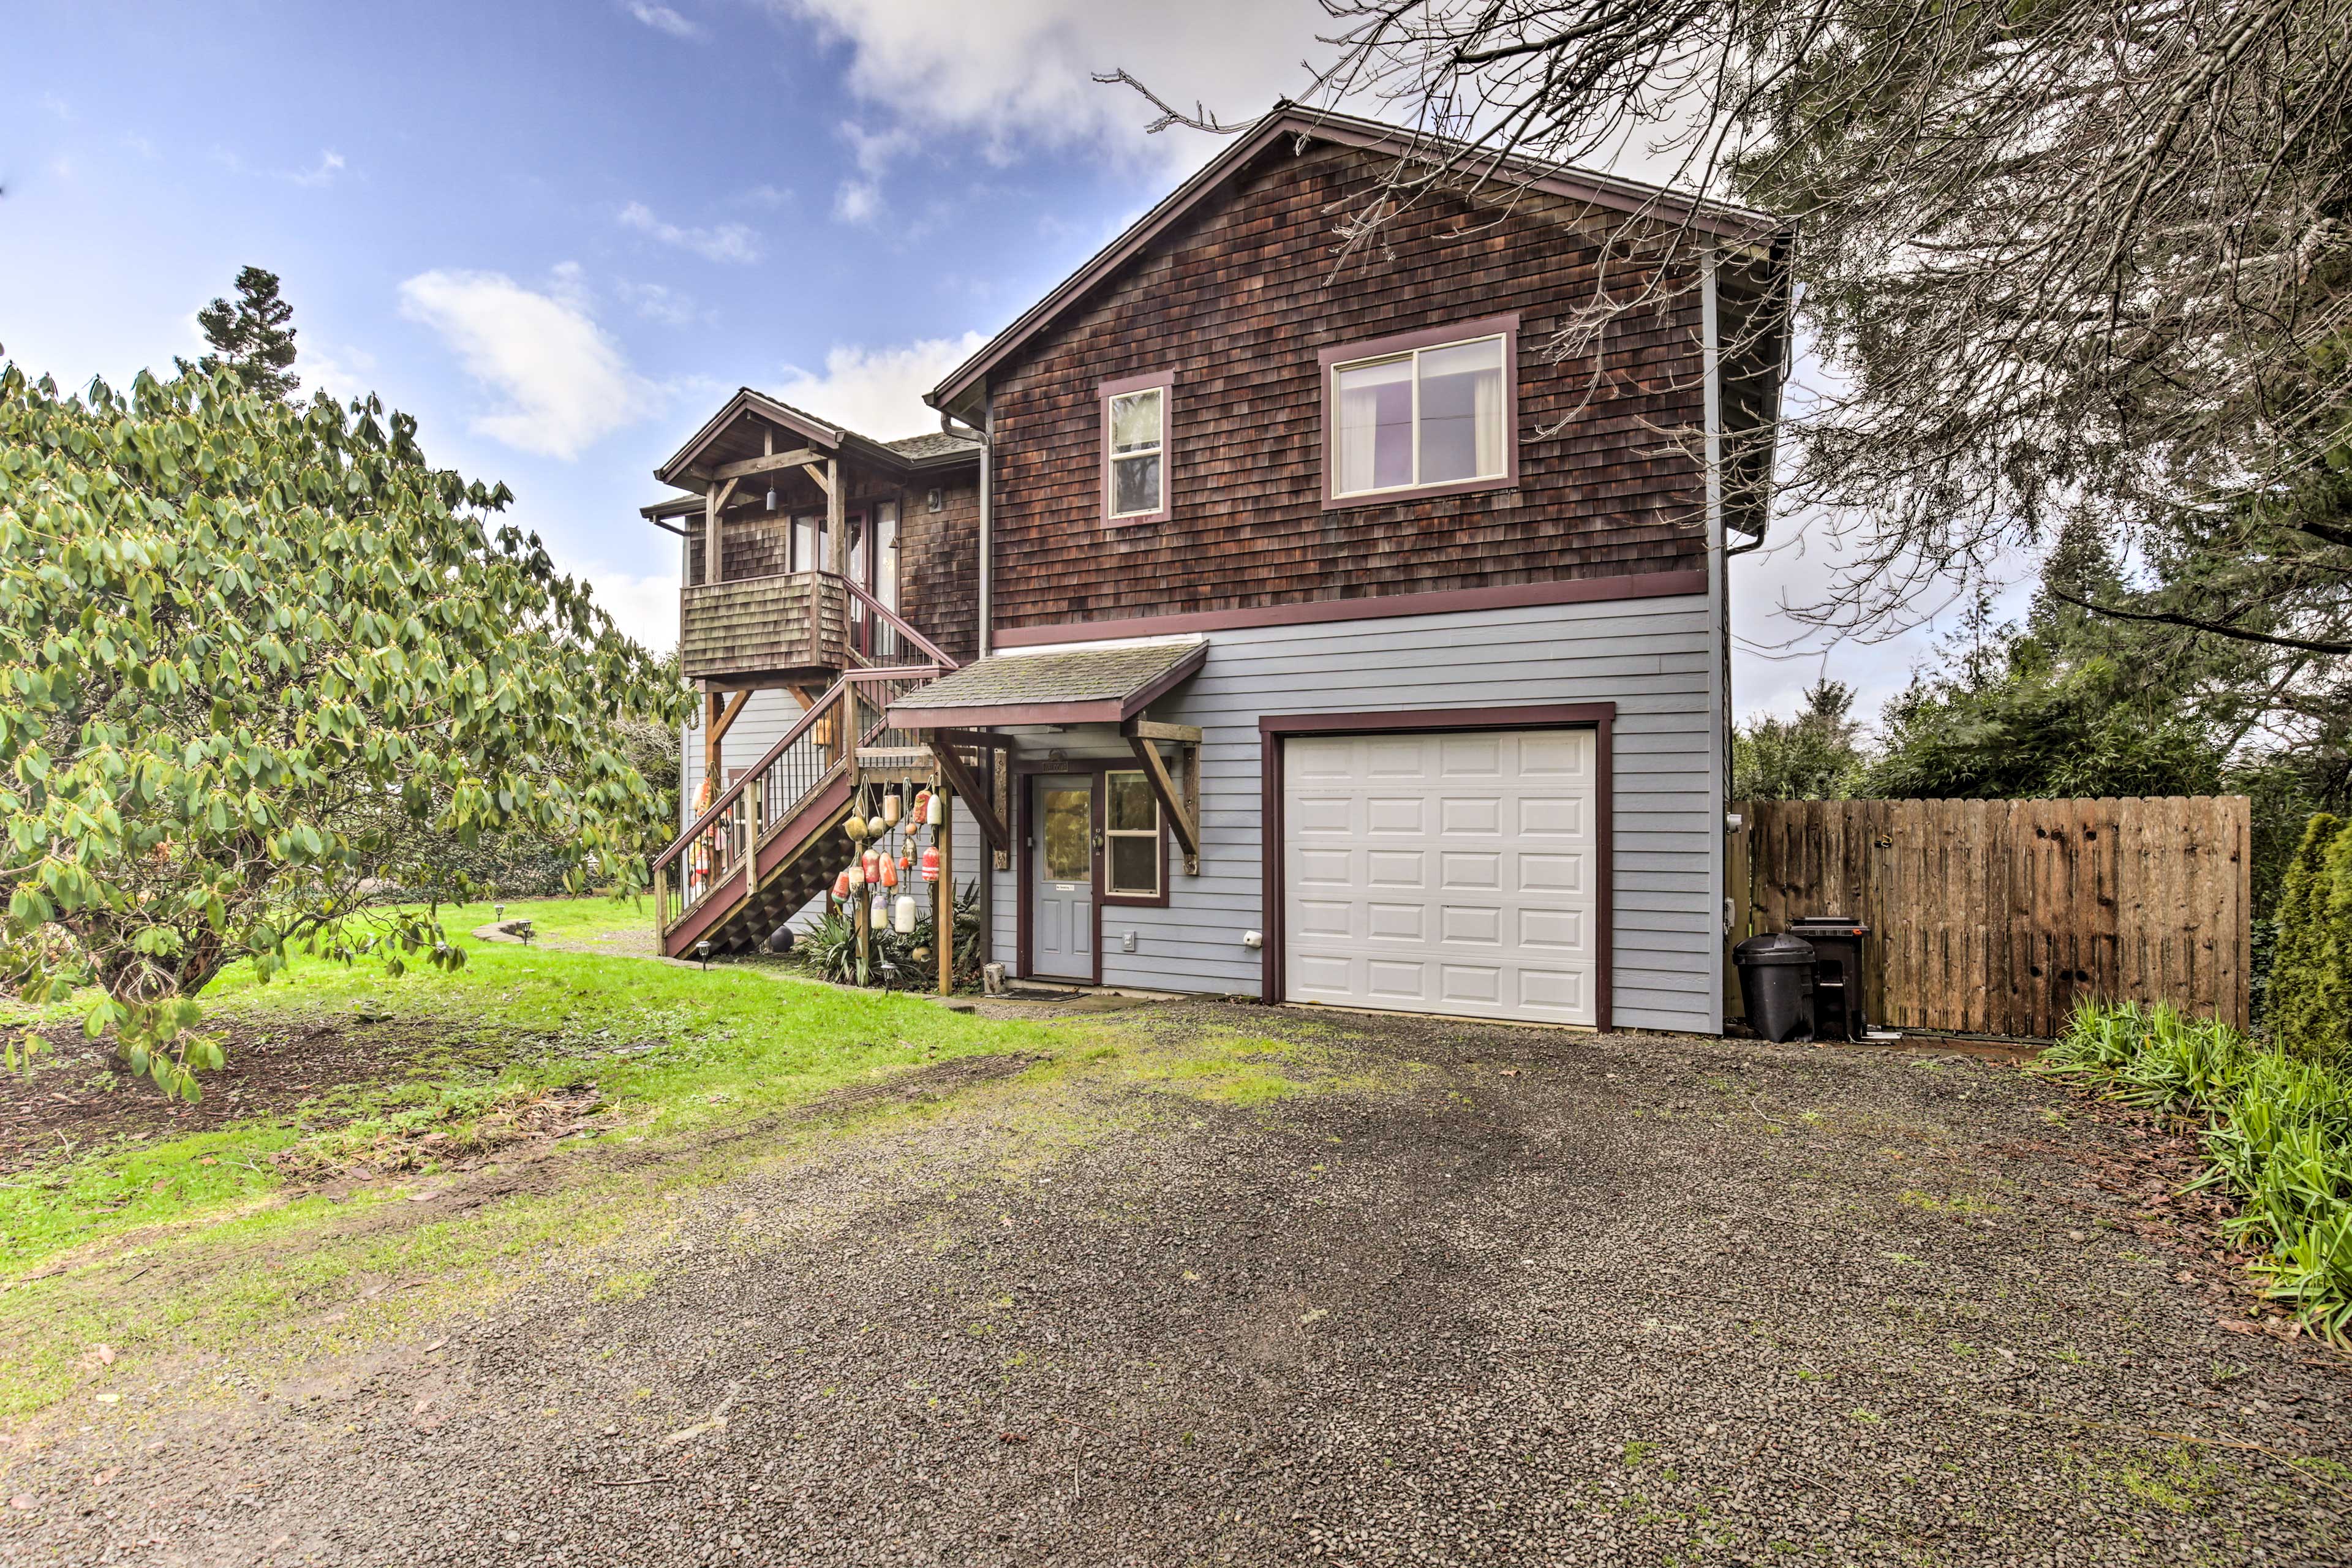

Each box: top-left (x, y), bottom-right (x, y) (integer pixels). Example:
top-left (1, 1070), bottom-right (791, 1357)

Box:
top-left (653, 582), bottom-right (957, 959)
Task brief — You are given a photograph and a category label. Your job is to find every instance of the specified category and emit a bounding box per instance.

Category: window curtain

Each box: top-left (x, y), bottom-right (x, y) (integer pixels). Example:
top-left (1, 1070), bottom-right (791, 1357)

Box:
top-left (1473, 355), bottom-right (1505, 478)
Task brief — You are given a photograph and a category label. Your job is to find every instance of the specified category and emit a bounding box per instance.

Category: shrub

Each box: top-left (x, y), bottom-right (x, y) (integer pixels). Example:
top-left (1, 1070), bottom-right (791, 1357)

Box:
top-left (2267, 813), bottom-right (2352, 1061)
top-left (2040, 1000), bottom-right (2352, 1341)
top-left (791, 881), bottom-right (984, 990)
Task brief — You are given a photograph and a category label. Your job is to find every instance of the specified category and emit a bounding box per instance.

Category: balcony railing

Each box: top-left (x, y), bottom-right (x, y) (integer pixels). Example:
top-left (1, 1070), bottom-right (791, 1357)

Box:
top-left (678, 570), bottom-right (954, 681)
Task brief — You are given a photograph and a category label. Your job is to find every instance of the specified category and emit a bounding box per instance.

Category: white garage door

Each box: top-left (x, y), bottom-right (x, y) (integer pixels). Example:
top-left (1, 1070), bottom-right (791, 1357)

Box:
top-left (1283, 728), bottom-right (1599, 1025)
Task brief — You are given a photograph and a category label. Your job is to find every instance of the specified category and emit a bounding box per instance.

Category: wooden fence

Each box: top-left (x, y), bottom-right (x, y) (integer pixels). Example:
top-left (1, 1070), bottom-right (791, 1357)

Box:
top-left (1725, 796), bottom-right (2252, 1038)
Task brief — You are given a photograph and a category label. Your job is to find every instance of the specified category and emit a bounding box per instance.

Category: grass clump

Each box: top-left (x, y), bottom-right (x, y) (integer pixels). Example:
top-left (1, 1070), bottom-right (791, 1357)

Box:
top-left (2038, 999), bottom-right (2352, 1341)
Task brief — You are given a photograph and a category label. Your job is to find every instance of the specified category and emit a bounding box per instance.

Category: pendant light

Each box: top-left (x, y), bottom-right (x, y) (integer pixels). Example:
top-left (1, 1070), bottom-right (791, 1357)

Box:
top-left (764, 483), bottom-right (777, 511)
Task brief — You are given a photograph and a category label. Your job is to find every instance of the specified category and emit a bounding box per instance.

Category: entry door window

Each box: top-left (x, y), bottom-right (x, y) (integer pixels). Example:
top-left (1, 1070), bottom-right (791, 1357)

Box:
top-left (1041, 786), bottom-right (1093, 881)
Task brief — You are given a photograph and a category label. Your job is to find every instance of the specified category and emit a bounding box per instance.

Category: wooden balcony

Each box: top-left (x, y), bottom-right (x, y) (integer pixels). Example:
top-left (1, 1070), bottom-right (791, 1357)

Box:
top-left (679, 570), bottom-right (851, 684)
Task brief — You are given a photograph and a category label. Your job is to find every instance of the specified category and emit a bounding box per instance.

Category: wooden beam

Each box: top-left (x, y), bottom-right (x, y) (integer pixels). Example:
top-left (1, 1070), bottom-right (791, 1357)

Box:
top-left (704, 476), bottom-right (739, 586)
top-left (709, 447), bottom-right (823, 483)
top-left (1126, 733), bottom-right (1200, 872)
top-left (703, 687), bottom-right (750, 783)
top-left (824, 458), bottom-right (846, 573)
top-left (806, 461), bottom-right (835, 501)
top-left (928, 742), bottom-right (1007, 851)
top-left (1125, 718), bottom-right (1202, 745)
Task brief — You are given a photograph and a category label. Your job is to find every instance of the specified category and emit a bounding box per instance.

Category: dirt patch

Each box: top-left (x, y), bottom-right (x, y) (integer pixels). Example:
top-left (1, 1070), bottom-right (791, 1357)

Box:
top-left (794, 1051), bottom-right (1046, 1117)
top-left (0, 1017), bottom-right (466, 1172)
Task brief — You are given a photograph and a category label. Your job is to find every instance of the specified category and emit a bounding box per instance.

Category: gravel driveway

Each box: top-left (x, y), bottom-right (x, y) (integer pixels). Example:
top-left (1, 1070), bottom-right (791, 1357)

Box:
top-left (7, 1003), bottom-right (2348, 1566)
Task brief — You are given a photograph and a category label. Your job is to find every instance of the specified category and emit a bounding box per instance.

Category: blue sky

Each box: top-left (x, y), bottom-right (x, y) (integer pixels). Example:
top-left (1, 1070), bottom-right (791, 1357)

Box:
top-left (1, 0), bottom-right (1988, 721)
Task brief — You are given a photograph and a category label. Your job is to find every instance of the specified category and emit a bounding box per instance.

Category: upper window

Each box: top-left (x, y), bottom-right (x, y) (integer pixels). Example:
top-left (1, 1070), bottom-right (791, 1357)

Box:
top-left (1099, 372), bottom-right (1173, 524)
top-left (1322, 317), bottom-right (1518, 505)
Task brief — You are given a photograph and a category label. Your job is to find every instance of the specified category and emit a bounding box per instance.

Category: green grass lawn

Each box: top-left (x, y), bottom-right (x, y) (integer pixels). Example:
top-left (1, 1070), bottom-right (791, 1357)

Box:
top-left (0, 899), bottom-right (1093, 1413)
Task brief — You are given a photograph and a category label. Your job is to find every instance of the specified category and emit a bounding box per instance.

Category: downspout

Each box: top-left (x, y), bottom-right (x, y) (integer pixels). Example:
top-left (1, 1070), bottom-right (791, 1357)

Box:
top-left (1701, 251), bottom-right (1730, 1036)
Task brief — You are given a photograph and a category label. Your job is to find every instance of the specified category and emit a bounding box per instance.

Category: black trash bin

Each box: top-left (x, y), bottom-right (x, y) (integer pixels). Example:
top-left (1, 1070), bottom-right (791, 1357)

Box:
top-left (1733, 933), bottom-right (1816, 1043)
top-left (1787, 916), bottom-right (1871, 1042)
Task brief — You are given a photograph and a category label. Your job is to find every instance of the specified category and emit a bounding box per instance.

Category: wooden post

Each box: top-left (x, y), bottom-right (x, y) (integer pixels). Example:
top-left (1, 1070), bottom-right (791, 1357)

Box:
top-left (825, 458), bottom-right (846, 575)
top-left (705, 481), bottom-right (722, 586)
top-left (935, 785), bottom-right (953, 995)
top-left (654, 863), bottom-right (669, 934)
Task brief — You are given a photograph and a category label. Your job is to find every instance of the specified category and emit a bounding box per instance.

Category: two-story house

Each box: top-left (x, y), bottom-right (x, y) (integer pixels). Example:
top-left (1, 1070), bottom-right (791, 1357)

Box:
top-left (646, 105), bottom-right (1790, 1035)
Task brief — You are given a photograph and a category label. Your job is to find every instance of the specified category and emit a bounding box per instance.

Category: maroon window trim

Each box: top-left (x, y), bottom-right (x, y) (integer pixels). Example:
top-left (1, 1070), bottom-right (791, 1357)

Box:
top-left (1320, 312), bottom-right (1521, 511)
top-left (1257, 703), bottom-right (1615, 1031)
top-left (1099, 369), bottom-right (1174, 527)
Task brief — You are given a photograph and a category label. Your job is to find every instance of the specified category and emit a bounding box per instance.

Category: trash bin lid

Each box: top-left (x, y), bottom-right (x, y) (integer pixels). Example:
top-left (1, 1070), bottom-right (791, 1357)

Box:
top-left (1789, 914), bottom-right (1870, 937)
top-left (1733, 932), bottom-right (1817, 967)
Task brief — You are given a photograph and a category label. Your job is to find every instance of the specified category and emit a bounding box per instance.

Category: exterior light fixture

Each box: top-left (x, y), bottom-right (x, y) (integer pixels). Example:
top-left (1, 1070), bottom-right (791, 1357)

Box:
top-left (696, 939), bottom-right (712, 970)
top-left (764, 484), bottom-right (777, 511)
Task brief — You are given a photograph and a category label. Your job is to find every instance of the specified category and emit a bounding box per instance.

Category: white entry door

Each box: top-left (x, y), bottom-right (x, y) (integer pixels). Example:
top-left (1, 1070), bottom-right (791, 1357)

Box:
top-left (1283, 729), bottom-right (1599, 1025)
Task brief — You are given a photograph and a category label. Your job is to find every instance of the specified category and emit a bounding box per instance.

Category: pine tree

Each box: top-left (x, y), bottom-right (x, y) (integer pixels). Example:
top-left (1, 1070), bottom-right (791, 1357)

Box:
top-left (2268, 813), bottom-right (2348, 1060)
top-left (186, 266), bottom-right (300, 398)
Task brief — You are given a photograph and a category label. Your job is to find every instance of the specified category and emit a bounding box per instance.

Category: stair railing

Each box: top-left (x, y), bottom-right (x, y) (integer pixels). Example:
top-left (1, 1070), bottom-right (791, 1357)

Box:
top-left (654, 678), bottom-right (851, 933)
top-left (839, 576), bottom-right (959, 670)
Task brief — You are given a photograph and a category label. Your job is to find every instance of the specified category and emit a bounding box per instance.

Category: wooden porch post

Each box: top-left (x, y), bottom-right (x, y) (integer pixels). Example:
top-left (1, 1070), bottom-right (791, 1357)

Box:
top-left (825, 457), bottom-right (846, 575)
top-left (935, 785), bottom-right (953, 995)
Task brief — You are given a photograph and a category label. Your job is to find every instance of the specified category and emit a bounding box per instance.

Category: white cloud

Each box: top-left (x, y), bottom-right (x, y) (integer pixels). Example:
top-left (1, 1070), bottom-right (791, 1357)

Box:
top-left (764, 0), bottom-right (1330, 171)
top-left (617, 279), bottom-right (704, 326)
top-left (772, 333), bottom-right (988, 440)
top-left (581, 567), bottom-right (683, 652)
top-left (628, 2), bottom-right (703, 39)
top-left (617, 200), bottom-right (761, 265)
top-left (301, 343), bottom-right (380, 402)
top-left (397, 268), bottom-right (660, 460)
top-left (832, 179), bottom-right (882, 225)
top-left (285, 149), bottom-right (347, 188)
top-left (734, 183), bottom-right (793, 209)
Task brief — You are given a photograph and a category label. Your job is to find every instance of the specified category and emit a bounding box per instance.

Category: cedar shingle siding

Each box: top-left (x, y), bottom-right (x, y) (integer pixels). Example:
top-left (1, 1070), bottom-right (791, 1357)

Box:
top-left (987, 140), bottom-right (1709, 633)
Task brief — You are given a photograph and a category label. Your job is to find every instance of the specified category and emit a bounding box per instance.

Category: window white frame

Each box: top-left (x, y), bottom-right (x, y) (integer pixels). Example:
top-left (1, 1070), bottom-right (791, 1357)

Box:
top-left (1099, 370), bottom-right (1174, 526)
top-left (1102, 768), bottom-right (1164, 900)
top-left (1319, 314), bottom-right (1520, 509)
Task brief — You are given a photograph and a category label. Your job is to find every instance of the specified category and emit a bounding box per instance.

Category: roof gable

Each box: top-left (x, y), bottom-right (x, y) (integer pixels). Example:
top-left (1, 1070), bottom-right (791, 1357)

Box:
top-left (925, 104), bottom-right (1782, 419)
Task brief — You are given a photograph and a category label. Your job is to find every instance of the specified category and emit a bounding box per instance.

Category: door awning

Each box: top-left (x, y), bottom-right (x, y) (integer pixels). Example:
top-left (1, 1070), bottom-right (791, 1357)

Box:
top-left (887, 637), bottom-right (1207, 729)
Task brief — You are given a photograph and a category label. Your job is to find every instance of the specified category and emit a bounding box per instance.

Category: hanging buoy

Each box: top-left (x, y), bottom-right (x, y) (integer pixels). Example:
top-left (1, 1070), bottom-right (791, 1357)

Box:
top-left (867, 814), bottom-right (888, 837)
top-left (919, 845), bottom-right (941, 883)
top-left (832, 869), bottom-right (851, 900)
top-left (861, 848), bottom-right (880, 882)
top-left (880, 855), bottom-right (899, 889)
top-left (882, 793), bottom-right (902, 827)
top-left (844, 814), bottom-right (867, 842)
top-left (929, 790), bottom-right (949, 826)
top-left (912, 790), bottom-right (931, 827)
top-left (894, 894), bottom-right (916, 934)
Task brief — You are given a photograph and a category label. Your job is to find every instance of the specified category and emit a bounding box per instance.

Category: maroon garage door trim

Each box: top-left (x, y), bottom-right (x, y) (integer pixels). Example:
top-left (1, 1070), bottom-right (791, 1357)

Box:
top-left (1257, 704), bottom-right (1616, 1031)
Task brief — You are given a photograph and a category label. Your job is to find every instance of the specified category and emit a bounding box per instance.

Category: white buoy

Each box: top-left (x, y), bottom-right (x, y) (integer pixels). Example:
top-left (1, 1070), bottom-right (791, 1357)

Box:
top-left (894, 894), bottom-right (917, 934)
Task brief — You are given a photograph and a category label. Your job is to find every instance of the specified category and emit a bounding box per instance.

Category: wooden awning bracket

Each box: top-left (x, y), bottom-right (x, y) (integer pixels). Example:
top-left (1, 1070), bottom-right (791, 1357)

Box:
top-left (927, 741), bottom-right (1008, 853)
top-left (1121, 720), bottom-right (1200, 875)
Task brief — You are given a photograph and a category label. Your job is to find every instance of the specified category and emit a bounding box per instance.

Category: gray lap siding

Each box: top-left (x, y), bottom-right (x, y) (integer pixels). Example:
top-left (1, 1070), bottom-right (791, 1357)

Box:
top-left (982, 592), bottom-right (1724, 1033)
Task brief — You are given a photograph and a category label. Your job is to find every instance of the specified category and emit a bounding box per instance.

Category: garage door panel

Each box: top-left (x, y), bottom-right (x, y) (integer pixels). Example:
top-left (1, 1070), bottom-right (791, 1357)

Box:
top-left (1439, 851), bottom-right (1501, 890)
top-left (1438, 734), bottom-right (1502, 777)
top-left (1516, 852), bottom-right (1588, 894)
top-left (1439, 796), bottom-right (1502, 835)
top-left (1517, 906), bottom-right (1586, 951)
top-left (1440, 904), bottom-right (1502, 945)
top-left (1293, 898), bottom-right (1357, 939)
top-left (1516, 793), bottom-right (1588, 837)
top-left (1365, 959), bottom-right (1430, 1001)
top-left (1292, 795), bottom-right (1355, 834)
top-left (1295, 847), bottom-right (1355, 886)
top-left (1284, 728), bottom-right (1598, 1027)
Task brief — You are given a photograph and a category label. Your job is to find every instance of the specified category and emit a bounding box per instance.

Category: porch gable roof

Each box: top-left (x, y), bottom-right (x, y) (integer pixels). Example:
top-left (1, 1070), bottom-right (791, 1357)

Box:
top-left (887, 638), bottom-right (1208, 729)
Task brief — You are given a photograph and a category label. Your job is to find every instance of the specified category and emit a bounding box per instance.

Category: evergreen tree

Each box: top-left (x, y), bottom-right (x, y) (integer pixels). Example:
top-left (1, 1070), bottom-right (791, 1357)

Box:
top-left (185, 266), bottom-right (300, 398)
top-left (1733, 680), bottom-right (1864, 801)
